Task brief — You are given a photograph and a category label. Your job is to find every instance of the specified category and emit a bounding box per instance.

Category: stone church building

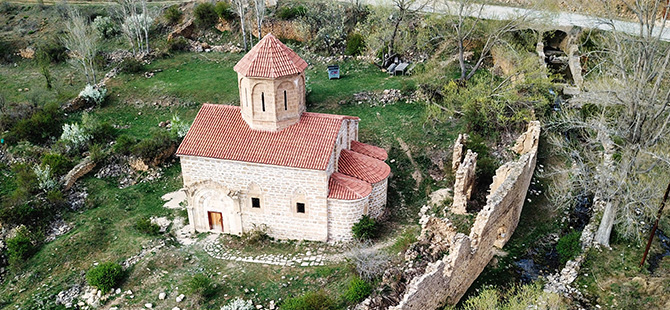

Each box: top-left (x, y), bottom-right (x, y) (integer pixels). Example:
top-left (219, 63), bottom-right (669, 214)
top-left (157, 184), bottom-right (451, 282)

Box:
top-left (176, 34), bottom-right (390, 242)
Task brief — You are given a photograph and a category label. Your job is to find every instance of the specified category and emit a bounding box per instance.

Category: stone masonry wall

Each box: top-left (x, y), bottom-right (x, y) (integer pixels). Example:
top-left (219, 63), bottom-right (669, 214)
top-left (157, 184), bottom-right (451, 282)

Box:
top-left (390, 121), bottom-right (541, 309)
top-left (180, 155), bottom-right (331, 241)
top-left (327, 197), bottom-right (368, 241)
top-left (451, 150), bottom-right (477, 214)
top-left (368, 179), bottom-right (388, 219)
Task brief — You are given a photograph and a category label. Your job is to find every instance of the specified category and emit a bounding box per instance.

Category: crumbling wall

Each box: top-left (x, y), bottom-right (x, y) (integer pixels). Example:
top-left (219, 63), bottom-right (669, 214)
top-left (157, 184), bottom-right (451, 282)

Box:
top-left (62, 157), bottom-right (96, 191)
top-left (451, 134), bottom-right (467, 172)
top-left (451, 150), bottom-right (477, 214)
top-left (390, 121), bottom-right (541, 309)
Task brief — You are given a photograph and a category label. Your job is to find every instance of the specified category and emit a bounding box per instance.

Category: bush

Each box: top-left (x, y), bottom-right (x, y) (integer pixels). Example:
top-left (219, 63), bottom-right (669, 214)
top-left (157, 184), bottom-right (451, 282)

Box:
top-left (214, 1), bottom-right (235, 21)
top-left (41, 153), bottom-right (72, 176)
top-left (221, 298), bottom-right (254, 310)
top-left (346, 242), bottom-right (389, 281)
top-left (131, 130), bottom-right (176, 164)
top-left (92, 16), bottom-right (119, 38)
top-left (134, 217), bottom-right (160, 235)
top-left (86, 262), bottom-right (124, 294)
top-left (282, 290), bottom-right (334, 310)
top-left (35, 39), bottom-right (68, 63)
top-left (7, 102), bottom-right (63, 145)
top-left (119, 57), bottom-right (144, 73)
top-left (168, 37), bottom-right (190, 52)
top-left (194, 2), bottom-right (218, 29)
top-left (240, 224), bottom-right (269, 245)
top-left (186, 274), bottom-right (217, 301)
top-left (60, 123), bottom-right (92, 151)
top-left (170, 114), bottom-right (191, 139)
top-left (164, 5), bottom-right (183, 25)
top-left (114, 134), bottom-right (138, 155)
top-left (557, 231), bottom-right (582, 264)
top-left (352, 215), bottom-right (379, 240)
top-left (277, 6), bottom-right (306, 20)
top-left (34, 164), bottom-right (58, 192)
top-left (0, 36), bottom-right (18, 63)
top-left (6, 226), bottom-right (37, 268)
top-left (344, 277), bottom-right (372, 303)
top-left (79, 84), bottom-right (107, 106)
top-left (345, 33), bottom-right (365, 56)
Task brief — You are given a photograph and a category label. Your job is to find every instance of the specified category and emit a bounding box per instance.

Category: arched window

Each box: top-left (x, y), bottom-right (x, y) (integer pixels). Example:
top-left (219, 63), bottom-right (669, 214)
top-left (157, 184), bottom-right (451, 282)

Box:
top-left (261, 92), bottom-right (265, 111)
top-left (284, 90), bottom-right (287, 110)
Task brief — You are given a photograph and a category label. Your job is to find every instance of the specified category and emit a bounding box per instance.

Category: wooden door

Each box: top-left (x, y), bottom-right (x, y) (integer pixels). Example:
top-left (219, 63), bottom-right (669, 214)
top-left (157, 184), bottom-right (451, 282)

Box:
top-left (208, 211), bottom-right (223, 232)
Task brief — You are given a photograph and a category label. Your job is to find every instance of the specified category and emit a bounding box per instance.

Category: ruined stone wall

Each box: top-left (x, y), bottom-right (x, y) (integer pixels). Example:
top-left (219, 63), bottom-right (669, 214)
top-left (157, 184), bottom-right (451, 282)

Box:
top-left (390, 121), bottom-right (541, 309)
top-left (451, 150), bottom-right (477, 214)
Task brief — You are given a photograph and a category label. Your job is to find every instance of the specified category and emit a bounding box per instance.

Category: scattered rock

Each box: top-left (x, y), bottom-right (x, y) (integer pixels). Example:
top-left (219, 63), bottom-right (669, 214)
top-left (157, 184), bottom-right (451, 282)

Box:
top-left (145, 303), bottom-right (153, 308)
top-left (176, 293), bottom-right (185, 302)
top-left (159, 292), bottom-right (166, 300)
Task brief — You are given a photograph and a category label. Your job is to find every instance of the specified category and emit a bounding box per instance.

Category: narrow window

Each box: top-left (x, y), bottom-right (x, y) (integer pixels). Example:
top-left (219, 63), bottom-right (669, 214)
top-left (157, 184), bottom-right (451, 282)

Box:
top-left (252, 197), bottom-right (261, 208)
top-left (284, 90), bottom-right (287, 110)
top-left (296, 202), bottom-right (305, 213)
top-left (245, 88), bottom-right (248, 106)
top-left (261, 92), bottom-right (265, 111)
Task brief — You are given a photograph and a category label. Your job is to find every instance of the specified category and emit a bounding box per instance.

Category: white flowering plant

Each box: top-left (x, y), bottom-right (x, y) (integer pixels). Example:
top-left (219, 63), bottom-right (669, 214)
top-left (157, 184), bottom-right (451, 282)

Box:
top-left (34, 164), bottom-right (58, 192)
top-left (60, 123), bottom-right (92, 151)
top-left (79, 84), bottom-right (107, 106)
top-left (170, 114), bottom-right (191, 139)
top-left (220, 298), bottom-right (254, 310)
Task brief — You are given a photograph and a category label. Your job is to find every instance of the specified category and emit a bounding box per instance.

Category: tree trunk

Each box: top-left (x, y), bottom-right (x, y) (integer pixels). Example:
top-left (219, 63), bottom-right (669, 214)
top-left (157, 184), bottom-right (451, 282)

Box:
top-left (594, 200), bottom-right (616, 247)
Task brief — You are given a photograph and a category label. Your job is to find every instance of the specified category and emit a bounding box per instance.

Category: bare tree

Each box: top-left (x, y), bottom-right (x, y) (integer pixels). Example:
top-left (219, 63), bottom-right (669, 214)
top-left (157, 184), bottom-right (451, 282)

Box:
top-left (118, 0), bottom-right (153, 55)
top-left (63, 7), bottom-right (99, 85)
top-left (232, 0), bottom-right (250, 50)
top-left (439, 0), bottom-right (537, 82)
top-left (547, 0), bottom-right (670, 247)
top-left (253, 0), bottom-right (265, 40)
top-left (385, 0), bottom-right (431, 65)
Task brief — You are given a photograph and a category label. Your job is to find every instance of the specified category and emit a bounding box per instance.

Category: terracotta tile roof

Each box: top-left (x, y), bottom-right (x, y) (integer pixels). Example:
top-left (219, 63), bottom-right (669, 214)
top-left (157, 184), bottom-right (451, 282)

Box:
top-left (233, 33), bottom-right (309, 78)
top-left (338, 149), bottom-right (391, 184)
top-left (328, 172), bottom-right (372, 200)
top-left (176, 104), bottom-right (358, 170)
top-left (351, 140), bottom-right (388, 161)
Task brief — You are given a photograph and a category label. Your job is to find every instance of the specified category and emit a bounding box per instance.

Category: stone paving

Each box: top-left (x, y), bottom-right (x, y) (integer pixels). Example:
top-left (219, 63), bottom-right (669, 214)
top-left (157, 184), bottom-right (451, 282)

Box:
top-left (203, 238), bottom-right (331, 267)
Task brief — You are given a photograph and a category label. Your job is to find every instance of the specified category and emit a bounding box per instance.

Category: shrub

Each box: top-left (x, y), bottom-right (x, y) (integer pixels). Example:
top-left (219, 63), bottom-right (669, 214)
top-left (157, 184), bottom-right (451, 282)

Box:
top-left (240, 224), bottom-right (269, 245)
top-left (344, 277), bottom-right (372, 303)
top-left (92, 16), bottom-right (119, 38)
top-left (88, 143), bottom-right (106, 163)
top-left (557, 231), bottom-right (582, 264)
top-left (79, 84), bottom-right (107, 106)
top-left (346, 242), bottom-right (389, 281)
top-left (221, 298), bottom-right (254, 310)
top-left (114, 134), bottom-right (138, 155)
top-left (134, 217), bottom-right (160, 235)
top-left (186, 274), bottom-right (217, 301)
top-left (352, 215), bottom-right (379, 240)
top-left (168, 37), bottom-right (190, 52)
top-left (119, 57), bottom-right (144, 73)
top-left (345, 33), bottom-right (365, 56)
top-left (131, 130), bottom-right (176, 163)
top-left (6, 226), bottom-right (37, 268)
top-left (8, 102), bottom-right (63, 145)
top-left (86, 262), bottom-right (124, 294)
top-left (282, 290), bottom-right (334, 310)
top-left (60, 123), bottom-right (92, 151)
top-left (164, 5), bottom-right (183, 24)
top-left (34, 164), bottom-right (58, 192)
top-left (214, 1), bottom-right (235, 21)
top-left (0, 36), bottom-right (18, 63)
top-left (41, 153), bottom-right (72, 176)
top-left (194, 2), bottom-right (218, 29)
top-left (277, 6), bottom-right (306, 20)
top-left (35, 39), bottom-right (68, 63)
top-left (169, 114), bottom-right (191, 139)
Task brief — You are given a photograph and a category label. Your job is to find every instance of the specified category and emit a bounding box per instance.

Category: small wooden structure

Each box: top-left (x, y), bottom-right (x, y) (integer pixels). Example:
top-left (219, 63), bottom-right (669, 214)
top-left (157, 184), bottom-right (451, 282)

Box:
top-left (328, 65), bottom-right (340, 79)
